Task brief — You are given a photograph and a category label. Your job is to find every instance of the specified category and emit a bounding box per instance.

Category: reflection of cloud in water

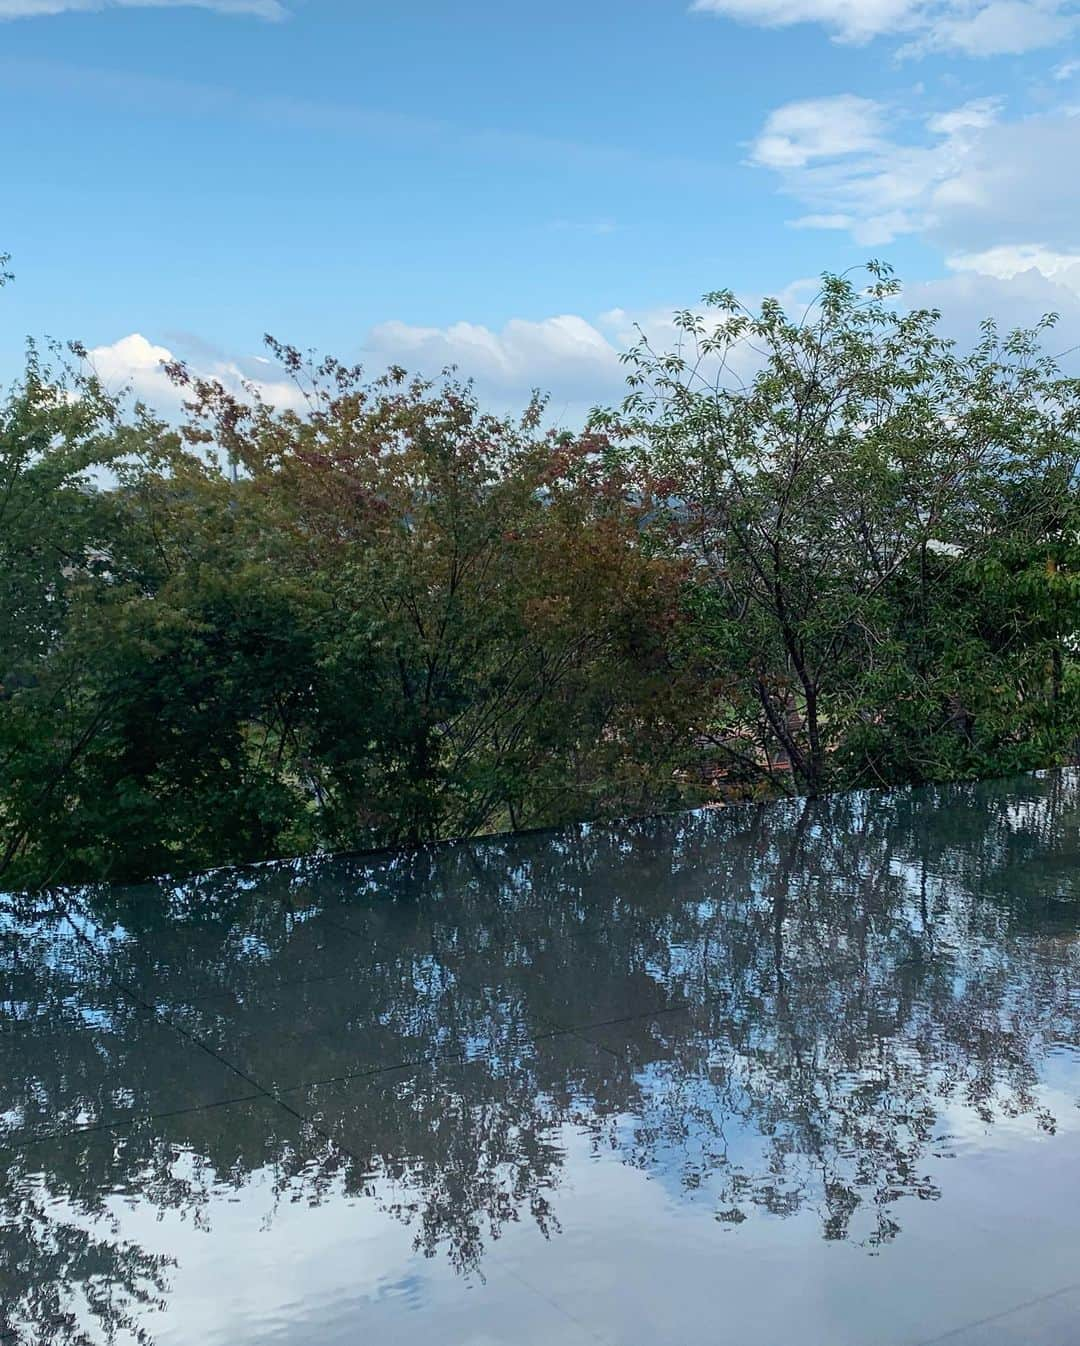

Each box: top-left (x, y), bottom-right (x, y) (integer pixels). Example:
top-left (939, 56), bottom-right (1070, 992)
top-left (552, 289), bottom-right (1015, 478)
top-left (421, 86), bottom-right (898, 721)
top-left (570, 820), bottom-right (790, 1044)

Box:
top-left (1, 769), bottom-right (1079, 1344)
top-left (42, 1109), bottom-right (1080, 1346)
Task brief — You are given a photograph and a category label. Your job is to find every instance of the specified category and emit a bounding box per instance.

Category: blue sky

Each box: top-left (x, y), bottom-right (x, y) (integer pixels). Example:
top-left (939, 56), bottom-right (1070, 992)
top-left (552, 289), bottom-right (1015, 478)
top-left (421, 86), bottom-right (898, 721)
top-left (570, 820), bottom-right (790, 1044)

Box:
top-left (2, 0), bottom-right (1080, 416)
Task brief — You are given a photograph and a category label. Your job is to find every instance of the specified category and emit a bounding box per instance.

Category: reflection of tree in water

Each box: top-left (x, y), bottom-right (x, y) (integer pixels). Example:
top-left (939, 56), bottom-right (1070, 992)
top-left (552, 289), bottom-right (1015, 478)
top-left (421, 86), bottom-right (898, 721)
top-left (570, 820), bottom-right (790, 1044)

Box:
top-left (1, 772), bottom-right (1078, 1340)
top-left (0, 1157), bottom-right (169, 1346)
top-left (0, 1093), bottom-right (351, 1345)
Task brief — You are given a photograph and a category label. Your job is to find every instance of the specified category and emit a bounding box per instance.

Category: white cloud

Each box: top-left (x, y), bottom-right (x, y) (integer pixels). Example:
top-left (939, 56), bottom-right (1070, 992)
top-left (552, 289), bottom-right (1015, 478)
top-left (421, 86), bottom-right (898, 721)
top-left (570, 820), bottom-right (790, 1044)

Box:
top-left (933, 112), bottom-right (1080, 253)
top-left (361, 274), bottom-right (1080, 432)
top-left (84, 320), bottom-right (642, 428)
top-left (691, 0), bottom-right (1080, 56)
top-left (905, 1), bottom-right (1074, 55)
top-left (947, 244), bottom-right (1080, 293)
top-left (749, 95), bottom-right (887, 169)
top-left (81, 265), bottom-right (1080, 436)
top-left (909, 268), bottom-right (1080, 356)
top-left (85, 332), bottom-right (307, 411)
top-left (86, 321), bottom-right (634, 427)
top-left (751, 90), bottom-right (1080, 273)
top-left (691, 0), bottom-right (916, 43)
top-left (364, 314), bottom-right (626, 406)
top-left (0, 0), bottom-right (285, 19)
top-left (363, 280), bottom-right (825, 419)
top-left (789, 212), bottom-right (855, 230)
top-left (750, 95), bottom-right (1003, 245)
top-left (86, 333), bottom-right (175, 399)
top-left (925, 100), bottom-right (1001, 135)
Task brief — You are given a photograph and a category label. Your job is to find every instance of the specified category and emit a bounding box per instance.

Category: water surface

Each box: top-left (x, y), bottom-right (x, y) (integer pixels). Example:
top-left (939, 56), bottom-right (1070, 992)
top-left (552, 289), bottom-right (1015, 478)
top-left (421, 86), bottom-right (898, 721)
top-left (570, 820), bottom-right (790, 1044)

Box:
top-left (2, 771), bottom-right (1079, 1344)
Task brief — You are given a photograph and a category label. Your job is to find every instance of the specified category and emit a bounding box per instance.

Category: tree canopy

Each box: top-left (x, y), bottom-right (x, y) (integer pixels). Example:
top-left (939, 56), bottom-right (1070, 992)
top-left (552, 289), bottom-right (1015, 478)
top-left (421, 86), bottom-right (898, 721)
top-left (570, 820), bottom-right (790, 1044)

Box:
top-left (1, 263), bottom-right (1077, 888)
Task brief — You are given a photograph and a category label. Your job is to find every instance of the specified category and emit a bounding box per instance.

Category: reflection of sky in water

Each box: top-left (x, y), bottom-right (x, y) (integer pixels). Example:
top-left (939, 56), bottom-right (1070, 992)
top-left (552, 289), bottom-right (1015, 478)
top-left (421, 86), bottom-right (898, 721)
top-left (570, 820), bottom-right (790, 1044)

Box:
top-left (42, 1108), bottom-right (1080, 1346)
top-left (2, 769), bottom-right (1080, 1345)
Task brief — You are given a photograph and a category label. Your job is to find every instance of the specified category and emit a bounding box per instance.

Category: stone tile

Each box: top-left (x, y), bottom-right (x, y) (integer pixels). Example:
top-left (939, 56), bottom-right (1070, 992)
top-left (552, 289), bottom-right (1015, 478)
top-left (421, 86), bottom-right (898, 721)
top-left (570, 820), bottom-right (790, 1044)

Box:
top-left (62, 901), bottom-right (389, 1008)
top-left (284, 1029), bottom-right (617, 1173)
top-left (0, 904), bottom-right (111, 1031)
top-left (0, 996), bottom-right (258, 1144)
top-left (159, 958), bottom-right (548, 1094)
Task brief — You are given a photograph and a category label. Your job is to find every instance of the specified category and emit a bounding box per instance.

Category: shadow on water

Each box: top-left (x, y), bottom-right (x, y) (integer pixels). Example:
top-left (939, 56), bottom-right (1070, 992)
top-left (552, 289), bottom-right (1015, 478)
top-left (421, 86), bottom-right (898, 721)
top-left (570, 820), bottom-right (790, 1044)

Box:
top-left (1, 771), bottom-right (1079, 1344)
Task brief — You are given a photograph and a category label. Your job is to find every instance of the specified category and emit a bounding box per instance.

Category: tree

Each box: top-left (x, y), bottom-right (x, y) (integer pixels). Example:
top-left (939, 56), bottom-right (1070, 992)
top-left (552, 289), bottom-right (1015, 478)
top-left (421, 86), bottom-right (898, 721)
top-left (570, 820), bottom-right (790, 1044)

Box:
top-left (2, 259), bottom-right (1076, 888)
top-left (0, 335), bottom-right (129, 885)
top-left (0, 328), bottom-right (700, 887)
top-left (166, 350), bottom-right (697, 851)
top-left (611, 264), bottom-right (1080, 794)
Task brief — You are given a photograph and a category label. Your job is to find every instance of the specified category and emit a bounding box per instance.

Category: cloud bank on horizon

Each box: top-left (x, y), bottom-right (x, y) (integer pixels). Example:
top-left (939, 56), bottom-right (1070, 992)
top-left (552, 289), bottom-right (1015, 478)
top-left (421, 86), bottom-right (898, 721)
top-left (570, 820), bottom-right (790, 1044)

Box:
top-left (89, 266), bottom-right (1080, 430)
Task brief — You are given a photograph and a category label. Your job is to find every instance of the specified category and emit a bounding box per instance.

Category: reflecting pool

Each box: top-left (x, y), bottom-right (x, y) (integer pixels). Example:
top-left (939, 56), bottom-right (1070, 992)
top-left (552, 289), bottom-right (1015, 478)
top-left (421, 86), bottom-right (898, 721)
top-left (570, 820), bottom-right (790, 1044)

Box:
top-left (2, 771), bottom-right (1079, 1345)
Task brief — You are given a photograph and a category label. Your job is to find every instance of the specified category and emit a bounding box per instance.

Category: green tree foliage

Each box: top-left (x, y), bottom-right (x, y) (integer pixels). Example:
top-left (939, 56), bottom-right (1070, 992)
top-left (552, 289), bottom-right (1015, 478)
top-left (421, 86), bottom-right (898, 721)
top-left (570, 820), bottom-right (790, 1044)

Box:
top-left (0, 262), bottom-right (1076, 888)
top-left (612, 264), bottom-right (1080, 796)
top-left (0, 326), bottom-right (694, 887)
top-left (0, 334), bottom-right (130, 883)
top-left (165, 350), bottom-right (694, 849)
